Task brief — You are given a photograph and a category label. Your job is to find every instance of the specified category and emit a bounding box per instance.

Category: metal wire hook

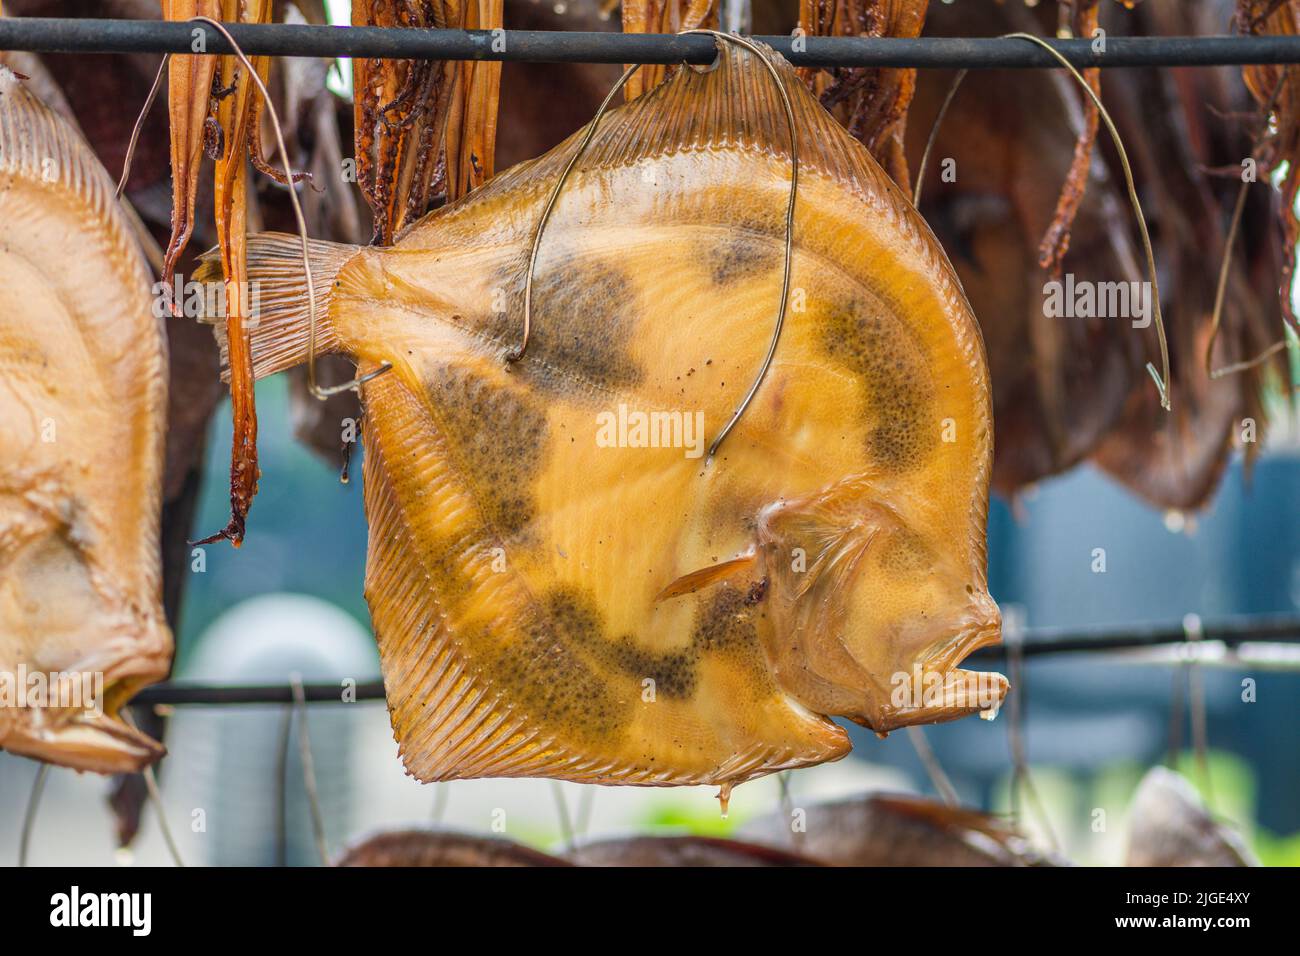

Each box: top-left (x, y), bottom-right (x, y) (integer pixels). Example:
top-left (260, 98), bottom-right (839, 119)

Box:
top-left (511, 29), bottom-right (800, 464)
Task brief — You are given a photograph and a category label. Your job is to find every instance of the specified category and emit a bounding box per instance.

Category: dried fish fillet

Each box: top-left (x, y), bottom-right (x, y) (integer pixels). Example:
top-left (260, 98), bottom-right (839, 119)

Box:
top-left (0, 69), bottom-right (171, 773)
top-left (203, 43), bottom-right (1003, 788)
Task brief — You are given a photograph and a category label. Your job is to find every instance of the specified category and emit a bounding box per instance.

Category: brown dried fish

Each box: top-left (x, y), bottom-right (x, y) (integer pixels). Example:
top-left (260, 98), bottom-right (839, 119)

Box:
top-left (741, 792), bottom-right (1061, 866)
top-left (1125, 767), bottom-right (1258, 867)
top-left (569, 834), bottom-right (824, 866)
top-left (200, 42), bottom-right (1004, 789)
top-left (0, 69), bottom-right (171, 773)
top-left (335, 828), bottom-right (573, 866)
top-left (798, 0), bottom-right (929, 191)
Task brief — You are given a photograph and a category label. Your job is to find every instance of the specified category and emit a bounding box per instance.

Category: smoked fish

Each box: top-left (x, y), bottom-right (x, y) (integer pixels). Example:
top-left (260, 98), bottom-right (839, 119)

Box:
top-left (741, 792), bottom-right (1060, 866)
top-left (335, 828), bottom-right (572, 867)
top-left (204, 42), bottom-right (1003, 789)
top-left (1125, 767), bottom-right (1258, 867)
top-left (0, 69), bottom-right (171, 772)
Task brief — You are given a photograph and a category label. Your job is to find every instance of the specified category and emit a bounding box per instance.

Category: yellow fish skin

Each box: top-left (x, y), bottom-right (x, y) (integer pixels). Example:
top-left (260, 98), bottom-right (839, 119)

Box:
top-left (0, 69), bottom-right (172, 773)
top-left (207, 42), bottom-right (1003, 788)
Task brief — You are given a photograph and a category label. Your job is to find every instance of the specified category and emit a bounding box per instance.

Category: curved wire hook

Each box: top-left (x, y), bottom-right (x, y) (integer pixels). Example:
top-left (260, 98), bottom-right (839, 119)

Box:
top-left (188, 16), bottom-right (390, 400)
top-left (512, 30), bottom-right (801, 464)
top-left (914, 32), bottom-right (1172, 412)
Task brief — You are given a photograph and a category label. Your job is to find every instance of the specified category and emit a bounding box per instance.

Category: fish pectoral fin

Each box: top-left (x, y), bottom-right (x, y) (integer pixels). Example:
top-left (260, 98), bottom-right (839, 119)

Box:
top-left (653, 552), bottom-right (757, 602)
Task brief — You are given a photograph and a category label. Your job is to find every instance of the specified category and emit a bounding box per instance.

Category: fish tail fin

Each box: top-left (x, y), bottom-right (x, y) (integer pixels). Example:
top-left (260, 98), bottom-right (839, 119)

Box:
top-left (196, 232), bottom-right (356, 383)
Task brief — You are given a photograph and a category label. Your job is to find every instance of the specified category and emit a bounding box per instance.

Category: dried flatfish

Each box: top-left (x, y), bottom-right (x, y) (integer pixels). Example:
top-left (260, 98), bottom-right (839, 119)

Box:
top-left (0, 69), bottom-right (171, 773)
top-left (202, 43), bottom-right (1003, 788)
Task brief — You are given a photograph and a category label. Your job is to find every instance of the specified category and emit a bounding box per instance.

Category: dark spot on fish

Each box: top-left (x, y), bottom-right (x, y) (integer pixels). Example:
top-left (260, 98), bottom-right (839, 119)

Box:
top-left (818, 295), bottom-right (935, 471)
top-left (709, 233), bottom-right (780, 285)
top-left (427, 363), bottom-right (549, 537)
top-left (480, 611), bottom-right (628, 742)
top-left (487, 250), bottom-right (643, 395)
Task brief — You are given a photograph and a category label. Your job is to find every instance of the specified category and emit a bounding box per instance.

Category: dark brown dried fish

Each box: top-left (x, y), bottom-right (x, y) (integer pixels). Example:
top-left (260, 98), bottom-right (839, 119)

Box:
top-left (334, 829), bottom-right (572, 866)
top-left (741, 793), bottom-right (1061, 866)
top-left (569, 834), bottom-right (824, 866)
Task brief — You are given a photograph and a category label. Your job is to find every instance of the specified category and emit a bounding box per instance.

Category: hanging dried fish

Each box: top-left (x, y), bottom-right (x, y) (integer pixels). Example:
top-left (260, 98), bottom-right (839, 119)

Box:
top-left (1125, 767), bottom-right (1258, 867)
top-left (187, 2), bottom-right (278, 548)
top-left (1038, 0), bottom-right (1102, 275)
top-left (909, 0), bottom-right (1141, 497)
top-left (0, 69), bottom-right (171, 772)
top-left (199, 42), bottom-right (1004, 789)
top-left (568, 834), bottom-right (824, 866)
top-left (1088, 0), bottom-right (1288, 509)
top-left (913, 0), bottom-right (1285, 509)
top-left (797, 0), bottom-right (929, 191)
top-left (160, 0), bottom-right (220, 291)
top-left (352, 0), bottom-right (503, 243)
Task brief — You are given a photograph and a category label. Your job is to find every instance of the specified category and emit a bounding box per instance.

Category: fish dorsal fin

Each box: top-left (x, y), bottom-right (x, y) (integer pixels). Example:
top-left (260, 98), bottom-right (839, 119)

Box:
top-left (0, 68), bottom-right (128, 242)
top-left (429, 40), bottom-right (911, 232)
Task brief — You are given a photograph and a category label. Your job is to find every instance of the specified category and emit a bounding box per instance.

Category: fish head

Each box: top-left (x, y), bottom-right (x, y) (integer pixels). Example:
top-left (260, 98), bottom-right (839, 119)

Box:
top-left (758, 475), bottom-right (1005, 732)
top-left (0, 491), bottom-right (169, 773)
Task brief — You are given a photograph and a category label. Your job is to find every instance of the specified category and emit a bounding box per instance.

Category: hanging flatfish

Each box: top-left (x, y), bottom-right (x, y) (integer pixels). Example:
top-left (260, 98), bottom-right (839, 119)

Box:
top-left (0, 68), bottom-right (171, 772)
top-left (200, 42), bottom-right (1003, 789)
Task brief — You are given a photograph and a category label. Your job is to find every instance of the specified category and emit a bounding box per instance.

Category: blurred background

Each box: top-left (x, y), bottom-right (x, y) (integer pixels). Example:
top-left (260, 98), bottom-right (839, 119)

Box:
top-left (3, 374), bottom-right (1298, 866)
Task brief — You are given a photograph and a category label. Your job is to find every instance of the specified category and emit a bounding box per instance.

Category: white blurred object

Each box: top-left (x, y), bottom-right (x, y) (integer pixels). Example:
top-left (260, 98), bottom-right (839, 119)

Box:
top-left (165, 594), bottom-right (377, 865)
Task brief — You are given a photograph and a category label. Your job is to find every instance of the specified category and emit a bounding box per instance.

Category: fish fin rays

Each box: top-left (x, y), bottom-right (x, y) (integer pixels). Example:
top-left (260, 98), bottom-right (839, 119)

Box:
top-left (360, 365), bottom-right (543, 783)
top-left (195, 232), bottom-right (355, 383)
top-left (456, 40), bottom-right (903, 223)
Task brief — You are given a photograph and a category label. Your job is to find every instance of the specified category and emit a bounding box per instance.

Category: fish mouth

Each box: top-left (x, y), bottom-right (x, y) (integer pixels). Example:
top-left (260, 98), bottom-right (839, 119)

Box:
top-left (4, 705), bottom-right (166, 775)
top-left (850, 620), bottom-right (1009, 734)
top-left (1, 638), bottom-right (170, 775)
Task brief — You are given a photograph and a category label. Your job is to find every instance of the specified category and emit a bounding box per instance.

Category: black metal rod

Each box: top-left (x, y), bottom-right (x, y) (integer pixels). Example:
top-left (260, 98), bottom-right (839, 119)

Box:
top-left (2, 19), bottom-right (1300, 68)
top-left (128, 615), bottom-right (1300, 706)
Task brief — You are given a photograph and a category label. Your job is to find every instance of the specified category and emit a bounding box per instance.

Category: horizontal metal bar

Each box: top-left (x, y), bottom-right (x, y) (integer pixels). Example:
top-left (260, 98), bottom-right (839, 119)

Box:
top-left (128, 615), bottom-right (1300, 706)
top-left (1, 19), bottom-right (1300, 68)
